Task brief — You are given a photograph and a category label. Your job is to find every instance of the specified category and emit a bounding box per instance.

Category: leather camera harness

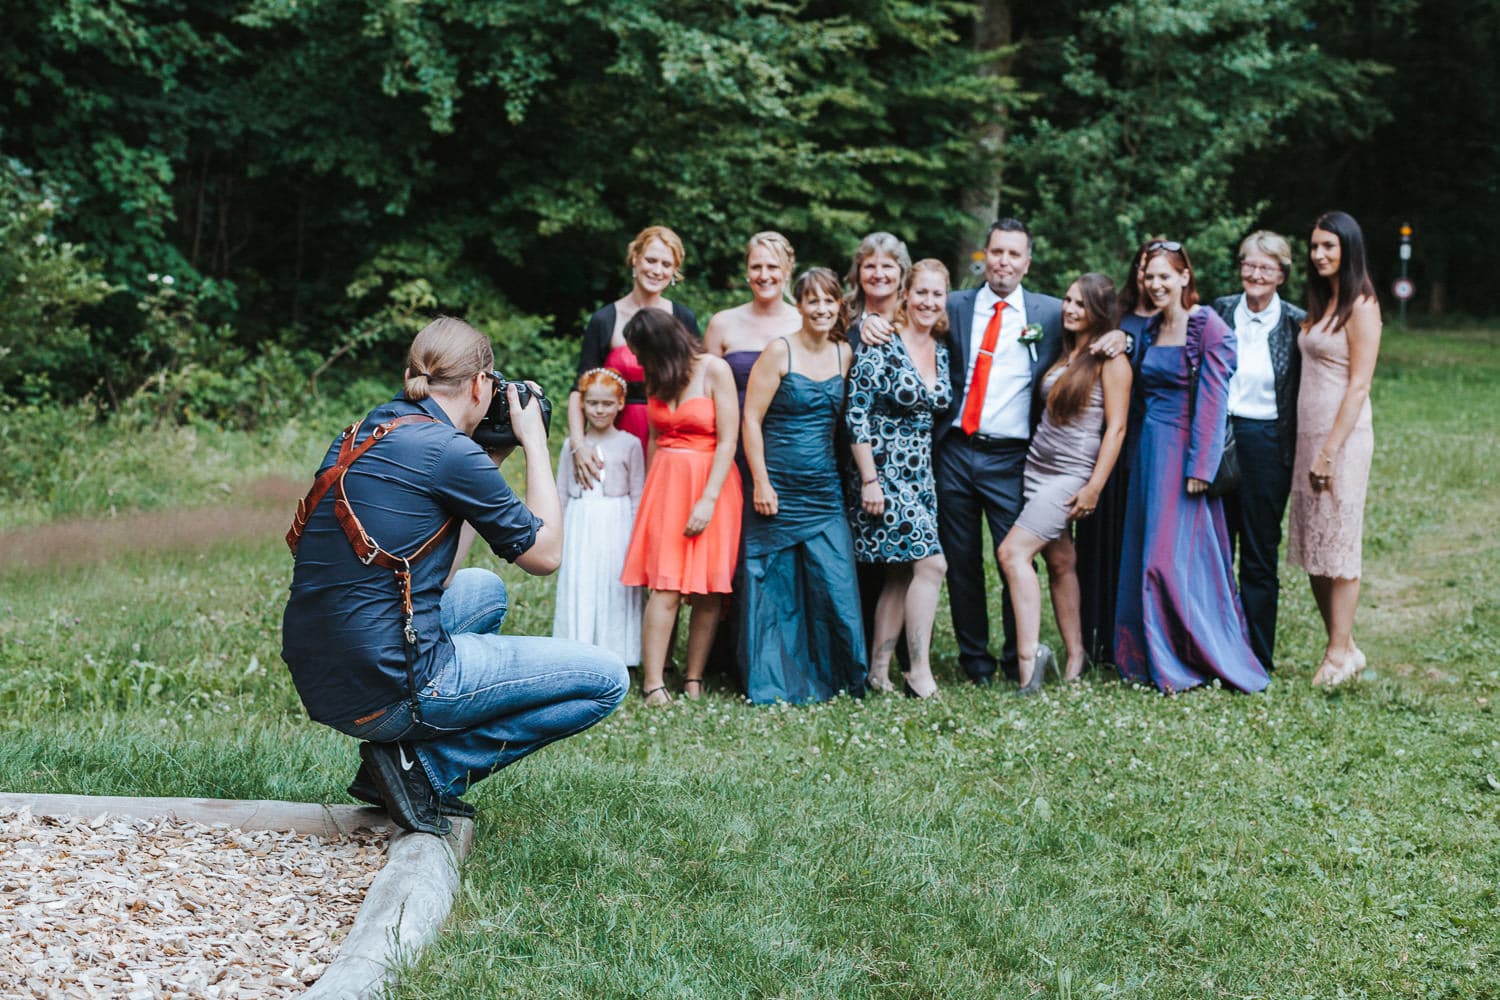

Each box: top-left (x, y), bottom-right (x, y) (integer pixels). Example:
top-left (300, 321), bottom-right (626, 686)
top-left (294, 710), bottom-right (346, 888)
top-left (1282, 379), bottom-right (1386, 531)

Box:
top-left (285, 415), bottom-right (457, 725)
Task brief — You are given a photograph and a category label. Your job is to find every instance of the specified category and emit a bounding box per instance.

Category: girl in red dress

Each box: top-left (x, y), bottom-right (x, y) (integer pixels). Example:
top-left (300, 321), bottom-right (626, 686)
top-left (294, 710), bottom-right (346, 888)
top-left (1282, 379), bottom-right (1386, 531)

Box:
top-left (620, 311), bottom-right (743, 705)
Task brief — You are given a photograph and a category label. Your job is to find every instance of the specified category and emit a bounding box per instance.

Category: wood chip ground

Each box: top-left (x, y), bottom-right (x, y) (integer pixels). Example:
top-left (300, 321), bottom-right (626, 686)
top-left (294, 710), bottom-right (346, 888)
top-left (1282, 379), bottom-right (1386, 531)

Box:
top-left (0, 807), bottom-right (387, 998)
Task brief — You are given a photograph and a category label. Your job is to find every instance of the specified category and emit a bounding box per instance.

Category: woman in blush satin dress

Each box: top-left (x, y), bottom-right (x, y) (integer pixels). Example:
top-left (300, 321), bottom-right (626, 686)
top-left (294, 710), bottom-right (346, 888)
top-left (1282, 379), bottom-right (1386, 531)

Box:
top-left (1113, 242), bottom-right (1267, 694)
top-left (997, 273), bottom-right (1133, 693)
top-left (567, 225), bottom-right (700, 486)
top-left (620, 310), bottom-right (742, 706)
top-left (738, 267), bottom-right (866, 703)
top-left (1289, 211), bottom-right (1381, 687)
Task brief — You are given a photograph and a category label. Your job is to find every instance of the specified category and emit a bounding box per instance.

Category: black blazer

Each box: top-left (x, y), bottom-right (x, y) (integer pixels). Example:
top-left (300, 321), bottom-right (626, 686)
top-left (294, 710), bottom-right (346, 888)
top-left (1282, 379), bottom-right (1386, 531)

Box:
top-left (936, 286), bottom-right (1064, 449)
top-left (1211, 294), bottom-right (1305, 468)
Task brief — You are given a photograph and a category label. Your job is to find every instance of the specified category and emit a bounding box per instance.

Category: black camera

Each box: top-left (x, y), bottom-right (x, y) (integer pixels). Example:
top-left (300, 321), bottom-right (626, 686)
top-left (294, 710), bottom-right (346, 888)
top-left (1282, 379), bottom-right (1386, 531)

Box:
top-left (472, 372), bottom-right (552, 450)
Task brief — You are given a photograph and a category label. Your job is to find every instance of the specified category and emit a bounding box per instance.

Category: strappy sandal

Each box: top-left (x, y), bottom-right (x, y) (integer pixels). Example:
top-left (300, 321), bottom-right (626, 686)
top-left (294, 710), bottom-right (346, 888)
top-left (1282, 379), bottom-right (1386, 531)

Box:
top-left (642, 685), bottom-right (672, 706)
top-left (682, 677), bottom-right (706, 700)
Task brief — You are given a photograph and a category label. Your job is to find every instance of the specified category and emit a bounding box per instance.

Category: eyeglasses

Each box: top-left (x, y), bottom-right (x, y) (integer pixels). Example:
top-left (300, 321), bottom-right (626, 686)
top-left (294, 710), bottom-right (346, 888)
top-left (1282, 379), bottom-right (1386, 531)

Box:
top-left (1145, 240), bottom-right (1183, 253)
top-left (1240, 263), bottom-right (1281, 278)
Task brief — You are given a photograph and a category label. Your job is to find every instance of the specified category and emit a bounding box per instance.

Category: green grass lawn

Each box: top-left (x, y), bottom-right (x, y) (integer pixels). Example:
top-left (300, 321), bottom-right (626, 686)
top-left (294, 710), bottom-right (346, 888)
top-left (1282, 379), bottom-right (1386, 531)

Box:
top-left (1, 329), bottom-right (1496, 998)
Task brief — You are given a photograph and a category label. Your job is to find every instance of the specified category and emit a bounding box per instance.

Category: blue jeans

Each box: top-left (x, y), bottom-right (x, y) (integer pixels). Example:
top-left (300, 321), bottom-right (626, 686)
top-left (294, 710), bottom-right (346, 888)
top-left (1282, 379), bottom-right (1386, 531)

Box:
top-left (331, 568), bottom-right (628, 797)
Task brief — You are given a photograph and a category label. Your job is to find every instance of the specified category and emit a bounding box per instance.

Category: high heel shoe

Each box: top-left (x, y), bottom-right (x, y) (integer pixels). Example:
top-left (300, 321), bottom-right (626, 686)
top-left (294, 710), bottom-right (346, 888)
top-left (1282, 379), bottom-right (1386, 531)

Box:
top-left (1015, 644), bottom-right (1055, 697)
top-left (902, 679), bottom-right (938, 699)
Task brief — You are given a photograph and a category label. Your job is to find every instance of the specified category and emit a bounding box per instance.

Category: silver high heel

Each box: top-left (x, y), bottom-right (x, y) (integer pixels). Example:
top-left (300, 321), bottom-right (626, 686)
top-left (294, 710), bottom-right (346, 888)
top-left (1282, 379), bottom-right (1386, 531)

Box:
top-left (1015, 644), bottom-right (1055, 696)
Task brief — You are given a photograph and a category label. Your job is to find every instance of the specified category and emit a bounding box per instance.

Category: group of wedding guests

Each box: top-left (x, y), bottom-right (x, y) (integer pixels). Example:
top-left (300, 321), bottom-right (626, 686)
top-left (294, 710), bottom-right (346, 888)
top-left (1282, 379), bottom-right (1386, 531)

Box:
top-left (551, 213), bottom-right (1381, 705)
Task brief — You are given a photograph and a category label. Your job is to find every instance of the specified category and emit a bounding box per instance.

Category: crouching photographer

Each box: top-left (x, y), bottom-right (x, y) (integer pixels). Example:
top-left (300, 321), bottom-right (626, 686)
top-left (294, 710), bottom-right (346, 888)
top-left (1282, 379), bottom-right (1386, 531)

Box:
top-left (281, 317), bottom-right (627, 836)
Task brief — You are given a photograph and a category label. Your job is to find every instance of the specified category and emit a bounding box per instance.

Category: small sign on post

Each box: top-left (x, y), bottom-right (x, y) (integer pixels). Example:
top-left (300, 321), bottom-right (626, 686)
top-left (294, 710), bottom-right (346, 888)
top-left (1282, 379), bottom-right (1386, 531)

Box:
top-left (1397, 223), bottom-right (1413, 330)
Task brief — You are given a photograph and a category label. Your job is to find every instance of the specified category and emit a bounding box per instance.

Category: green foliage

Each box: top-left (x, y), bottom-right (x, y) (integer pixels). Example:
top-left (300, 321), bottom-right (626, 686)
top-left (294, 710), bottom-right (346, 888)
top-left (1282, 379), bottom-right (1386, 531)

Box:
top-left (0, 159), bottom-right (114, 403)
top-left (2, 0), bottom-right (1495, 421)
top-left (0, 0), bottom-right (1014, 417)
top-left (1006, 0), bottom-right (1389, 295)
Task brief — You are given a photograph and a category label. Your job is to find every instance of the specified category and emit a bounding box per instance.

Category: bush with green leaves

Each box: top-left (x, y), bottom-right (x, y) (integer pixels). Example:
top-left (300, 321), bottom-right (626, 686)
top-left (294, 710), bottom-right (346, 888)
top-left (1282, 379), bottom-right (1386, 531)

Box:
top-left (0, 158), bottom-right (113, 404)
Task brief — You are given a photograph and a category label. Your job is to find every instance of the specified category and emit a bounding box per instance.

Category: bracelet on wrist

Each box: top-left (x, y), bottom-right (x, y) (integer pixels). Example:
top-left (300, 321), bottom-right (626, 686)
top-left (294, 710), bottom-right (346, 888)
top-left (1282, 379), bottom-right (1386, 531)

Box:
top-left (862, 477), bottom-right (878, 487)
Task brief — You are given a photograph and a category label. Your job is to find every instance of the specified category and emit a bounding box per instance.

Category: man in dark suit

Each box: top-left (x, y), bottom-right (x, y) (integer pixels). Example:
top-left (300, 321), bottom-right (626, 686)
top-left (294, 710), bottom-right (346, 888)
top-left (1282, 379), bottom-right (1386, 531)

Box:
top-left (933, 219), bottom-right (1066, 684)
top-left (1211, 230), bottom-right (1305, 671)
top-left (860, 218), bottom-right (1124, 685)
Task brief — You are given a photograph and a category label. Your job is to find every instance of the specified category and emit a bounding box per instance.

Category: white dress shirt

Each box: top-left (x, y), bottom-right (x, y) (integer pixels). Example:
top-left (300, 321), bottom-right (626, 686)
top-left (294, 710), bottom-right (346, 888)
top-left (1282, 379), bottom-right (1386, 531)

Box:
top-left (953, 283), bottom-right (1032, 438)
top-left (1227, 293), bottom-right (1280, 420)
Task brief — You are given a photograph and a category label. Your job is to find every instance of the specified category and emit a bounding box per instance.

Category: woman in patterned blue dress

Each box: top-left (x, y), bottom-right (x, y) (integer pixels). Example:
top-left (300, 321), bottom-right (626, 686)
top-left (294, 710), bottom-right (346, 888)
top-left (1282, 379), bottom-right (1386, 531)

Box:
top-left (847, 259), bottom-right (953, 699)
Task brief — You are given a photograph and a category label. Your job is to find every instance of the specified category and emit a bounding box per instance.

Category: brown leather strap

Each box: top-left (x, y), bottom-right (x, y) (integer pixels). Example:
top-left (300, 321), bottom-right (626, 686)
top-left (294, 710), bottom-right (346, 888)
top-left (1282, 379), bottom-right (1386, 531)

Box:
top-left (286, 414), bottom-right (454, 559)
top-left (286, 412), bottom-right (457, 723)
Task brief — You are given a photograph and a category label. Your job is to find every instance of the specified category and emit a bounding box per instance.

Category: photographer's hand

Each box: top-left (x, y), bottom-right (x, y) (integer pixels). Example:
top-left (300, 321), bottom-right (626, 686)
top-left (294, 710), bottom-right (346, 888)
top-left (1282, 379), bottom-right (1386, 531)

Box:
top-left (511, 382), bottom-right (564, 576)
top-left (510, 381), bottom-right (548, 451)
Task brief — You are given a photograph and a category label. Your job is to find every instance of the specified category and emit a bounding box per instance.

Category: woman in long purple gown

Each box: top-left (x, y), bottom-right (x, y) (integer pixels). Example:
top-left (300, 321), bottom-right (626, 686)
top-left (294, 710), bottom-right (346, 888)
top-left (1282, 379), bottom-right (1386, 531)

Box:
top-left (1114, 242), bottom-right (1267, 694)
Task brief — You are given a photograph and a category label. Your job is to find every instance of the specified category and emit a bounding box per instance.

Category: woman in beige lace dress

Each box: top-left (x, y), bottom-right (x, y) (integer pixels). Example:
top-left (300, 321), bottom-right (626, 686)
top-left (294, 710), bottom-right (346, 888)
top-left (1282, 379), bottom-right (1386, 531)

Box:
top-left (1288, 211), bottom-right (1382, 686)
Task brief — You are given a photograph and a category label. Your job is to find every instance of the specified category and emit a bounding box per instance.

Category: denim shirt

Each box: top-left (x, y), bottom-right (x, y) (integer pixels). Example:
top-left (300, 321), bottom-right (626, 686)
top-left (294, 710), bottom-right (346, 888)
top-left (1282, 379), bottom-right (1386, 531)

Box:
top-left (281, 394), bottom-right (541, 724)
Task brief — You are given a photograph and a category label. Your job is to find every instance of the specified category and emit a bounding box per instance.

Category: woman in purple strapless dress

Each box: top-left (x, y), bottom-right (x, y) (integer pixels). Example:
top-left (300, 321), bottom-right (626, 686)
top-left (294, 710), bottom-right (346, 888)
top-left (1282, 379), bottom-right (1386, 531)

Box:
top-left (699, 233), bottom-right (802, 690)
top-left (702, 232), bottom-right (804, 475)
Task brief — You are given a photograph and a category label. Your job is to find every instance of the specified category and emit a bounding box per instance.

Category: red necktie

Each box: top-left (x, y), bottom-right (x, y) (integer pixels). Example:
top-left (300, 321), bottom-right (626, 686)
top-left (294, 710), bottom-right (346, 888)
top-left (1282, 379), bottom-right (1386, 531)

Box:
top-left (961, 301), bottom-right (1006, 435)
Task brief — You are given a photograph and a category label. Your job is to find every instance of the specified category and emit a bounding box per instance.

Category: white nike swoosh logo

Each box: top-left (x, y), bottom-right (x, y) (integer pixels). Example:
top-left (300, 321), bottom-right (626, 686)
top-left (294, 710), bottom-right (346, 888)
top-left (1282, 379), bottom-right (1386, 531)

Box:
top-left (398, 745), bottom-right (415, 771)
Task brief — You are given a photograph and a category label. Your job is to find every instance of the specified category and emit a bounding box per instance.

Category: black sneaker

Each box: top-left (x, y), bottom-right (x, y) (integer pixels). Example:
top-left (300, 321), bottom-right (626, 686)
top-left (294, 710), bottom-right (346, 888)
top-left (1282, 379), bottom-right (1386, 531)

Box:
top-left (358, 741), bottom-right (452, 836)
top-left (347, 762), bottom-right (476, 819)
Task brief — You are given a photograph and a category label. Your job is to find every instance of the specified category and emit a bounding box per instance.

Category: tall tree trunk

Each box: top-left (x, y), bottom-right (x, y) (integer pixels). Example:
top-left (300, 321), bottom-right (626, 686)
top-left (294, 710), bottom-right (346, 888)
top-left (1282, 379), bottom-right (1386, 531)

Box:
top-left (956, 0), bottom-right (1013, 281)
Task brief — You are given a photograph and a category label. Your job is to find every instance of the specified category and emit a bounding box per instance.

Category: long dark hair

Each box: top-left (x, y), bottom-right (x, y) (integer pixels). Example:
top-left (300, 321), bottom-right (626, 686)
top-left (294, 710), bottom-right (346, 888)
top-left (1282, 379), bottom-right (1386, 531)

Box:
top-left (1046, 273), bottom-right (1116, 425)
top-left (1115, 240), bottom-right (1156, 320)
top-left (1305, 210), bottom-right (1376, 333)
top-left (624, 308), bottom-right (701, 403)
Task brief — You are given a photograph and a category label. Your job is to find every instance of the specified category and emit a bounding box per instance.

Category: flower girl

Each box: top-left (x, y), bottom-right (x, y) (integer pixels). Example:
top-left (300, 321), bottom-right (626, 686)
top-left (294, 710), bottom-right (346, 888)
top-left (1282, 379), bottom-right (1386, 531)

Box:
top-left (553, 368), bottom-right (646, 665)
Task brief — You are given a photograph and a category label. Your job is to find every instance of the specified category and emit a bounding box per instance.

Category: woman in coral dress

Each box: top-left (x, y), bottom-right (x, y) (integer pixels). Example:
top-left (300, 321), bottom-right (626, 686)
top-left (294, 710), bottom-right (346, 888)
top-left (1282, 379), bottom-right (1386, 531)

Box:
top-left (1289, 210), bottom-right (1381, 687)
top-left (620, 310), bottom-right (742, 706)
top-left (567, 225), bottom-right (700, 485)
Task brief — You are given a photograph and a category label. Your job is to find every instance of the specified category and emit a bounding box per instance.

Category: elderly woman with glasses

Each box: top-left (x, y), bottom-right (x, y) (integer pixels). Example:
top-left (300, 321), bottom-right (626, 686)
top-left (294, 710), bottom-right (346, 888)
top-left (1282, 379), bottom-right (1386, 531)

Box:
top-left (1209, 232), bottom-right (1307, 673)
top-left (1113, 241), bottom-right (1267, 694)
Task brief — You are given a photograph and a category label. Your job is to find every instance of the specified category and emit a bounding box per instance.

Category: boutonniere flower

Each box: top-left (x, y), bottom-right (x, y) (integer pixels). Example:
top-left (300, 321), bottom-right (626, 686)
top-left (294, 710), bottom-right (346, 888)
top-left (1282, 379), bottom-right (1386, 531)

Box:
top-left (1020, 323), bottom-right (1044, 362)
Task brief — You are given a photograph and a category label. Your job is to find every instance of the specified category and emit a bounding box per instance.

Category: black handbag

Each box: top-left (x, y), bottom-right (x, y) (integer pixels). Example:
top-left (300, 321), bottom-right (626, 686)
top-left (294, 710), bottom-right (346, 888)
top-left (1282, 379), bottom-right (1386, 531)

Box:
top-left (1187, 329), bottom-right (1241, 499)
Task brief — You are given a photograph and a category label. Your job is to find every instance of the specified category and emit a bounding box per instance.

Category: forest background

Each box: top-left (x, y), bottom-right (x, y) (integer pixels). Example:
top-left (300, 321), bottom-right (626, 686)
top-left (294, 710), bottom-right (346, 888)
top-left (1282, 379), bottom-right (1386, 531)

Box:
top-left (2, 0), bottom-right (1496, 425)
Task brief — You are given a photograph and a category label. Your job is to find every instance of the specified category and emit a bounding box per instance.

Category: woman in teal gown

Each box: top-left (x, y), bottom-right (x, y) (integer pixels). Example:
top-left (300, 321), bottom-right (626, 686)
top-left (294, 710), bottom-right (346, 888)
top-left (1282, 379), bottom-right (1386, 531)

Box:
top-left (738, 268), bottom-right (867, 702)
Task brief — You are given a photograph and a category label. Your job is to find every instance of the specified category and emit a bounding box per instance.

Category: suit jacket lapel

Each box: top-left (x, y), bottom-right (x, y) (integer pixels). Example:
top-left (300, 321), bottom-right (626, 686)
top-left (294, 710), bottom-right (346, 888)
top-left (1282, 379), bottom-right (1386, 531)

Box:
top-left (1021, 288), bottom-right (1046, 381)
top-left (950, 288), bottom-right (978, 406)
